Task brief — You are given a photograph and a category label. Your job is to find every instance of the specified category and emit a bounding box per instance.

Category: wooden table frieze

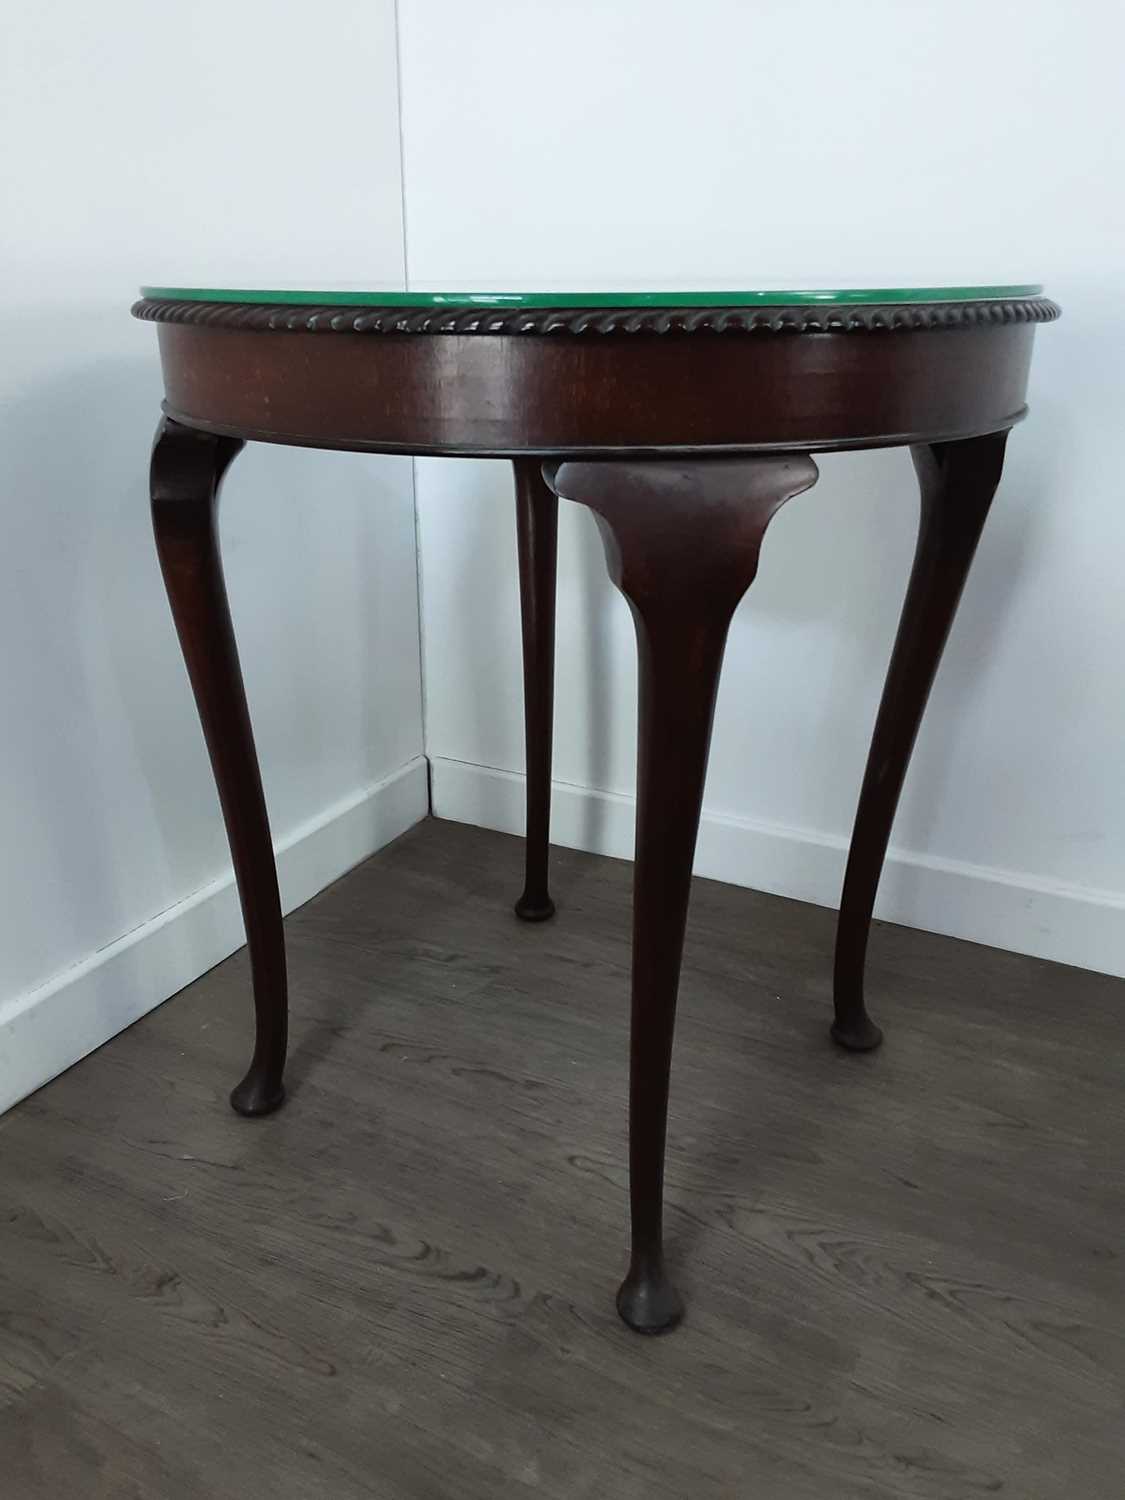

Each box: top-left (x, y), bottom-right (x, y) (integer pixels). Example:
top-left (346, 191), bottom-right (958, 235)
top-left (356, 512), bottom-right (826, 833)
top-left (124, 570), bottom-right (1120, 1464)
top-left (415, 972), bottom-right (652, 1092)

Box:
top-left (134, 284), bottom-right (1059, 1333)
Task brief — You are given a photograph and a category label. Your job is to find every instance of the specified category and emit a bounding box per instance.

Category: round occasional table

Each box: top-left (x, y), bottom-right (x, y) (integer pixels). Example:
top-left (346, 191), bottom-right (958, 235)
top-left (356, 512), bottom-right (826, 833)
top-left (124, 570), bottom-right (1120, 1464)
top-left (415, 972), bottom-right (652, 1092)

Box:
top-left (133, 283), bottom-right (1060, 1334)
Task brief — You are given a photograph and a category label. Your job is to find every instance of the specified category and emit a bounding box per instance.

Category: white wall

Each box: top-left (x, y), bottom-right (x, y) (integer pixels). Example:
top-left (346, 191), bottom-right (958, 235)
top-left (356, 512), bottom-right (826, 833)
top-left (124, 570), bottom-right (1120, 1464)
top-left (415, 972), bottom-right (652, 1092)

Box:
top-left (0, 0), bottom-right (425, 1112)
top-left (402, 0), bottom-right (1125, 976)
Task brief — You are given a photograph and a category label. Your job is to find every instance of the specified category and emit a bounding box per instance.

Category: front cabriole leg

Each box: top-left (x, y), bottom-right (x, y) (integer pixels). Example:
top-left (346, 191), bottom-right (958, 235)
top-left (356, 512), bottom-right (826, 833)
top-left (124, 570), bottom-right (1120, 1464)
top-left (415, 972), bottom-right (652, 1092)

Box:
top-left (545, 454), bottom-right (819, 1332)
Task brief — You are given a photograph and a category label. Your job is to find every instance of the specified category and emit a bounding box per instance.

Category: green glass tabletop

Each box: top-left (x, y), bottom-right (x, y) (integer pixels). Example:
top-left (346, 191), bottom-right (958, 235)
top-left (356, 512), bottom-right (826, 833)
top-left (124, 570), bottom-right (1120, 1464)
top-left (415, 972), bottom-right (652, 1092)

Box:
top-left (140, 284), bottom-right (1043, 308)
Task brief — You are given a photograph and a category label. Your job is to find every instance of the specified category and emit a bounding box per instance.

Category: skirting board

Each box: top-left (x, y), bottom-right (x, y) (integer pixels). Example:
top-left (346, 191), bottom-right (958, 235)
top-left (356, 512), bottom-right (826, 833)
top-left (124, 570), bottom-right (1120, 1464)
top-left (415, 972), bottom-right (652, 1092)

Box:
top-left (430, 756), bottom-right (1125, 982)
top-left (0, 756), bottom-right (429, 1117)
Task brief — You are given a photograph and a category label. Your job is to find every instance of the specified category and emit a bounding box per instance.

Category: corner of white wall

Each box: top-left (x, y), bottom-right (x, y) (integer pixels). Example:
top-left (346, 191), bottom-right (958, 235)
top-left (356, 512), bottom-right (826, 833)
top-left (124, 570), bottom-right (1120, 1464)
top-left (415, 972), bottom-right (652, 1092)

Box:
top-left (0, 758), bottom-right (428, 1117)
top-left (430, 759), bottom-right (1125, 981)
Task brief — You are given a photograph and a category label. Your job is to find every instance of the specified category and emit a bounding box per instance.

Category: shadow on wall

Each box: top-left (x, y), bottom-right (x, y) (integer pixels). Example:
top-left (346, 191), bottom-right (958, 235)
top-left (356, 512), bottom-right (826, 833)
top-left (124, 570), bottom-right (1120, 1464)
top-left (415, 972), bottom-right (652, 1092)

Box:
top-left (556, 445), bottom-right (921, 835)
top-left (720, 445), bottom-right (920, 834)
top-left (0, 337), bottom-right (225, 1007)
top-left (732, 437), bottom-right (1053, 848)
top-left (548, 433), bottom-right (1053, 862)
top-left (422, 453), bottom-right (629, 856)
top-left (893, 414), bottom-right (1062, 860)
top-left (443, 458), bottom-right (524, 782)
top-left (572, 501), bottom-right (618, 852)
top-left (0, 325), bottom-right (420, 1014)
top-left (0, 291), bottom-right (430, 1127)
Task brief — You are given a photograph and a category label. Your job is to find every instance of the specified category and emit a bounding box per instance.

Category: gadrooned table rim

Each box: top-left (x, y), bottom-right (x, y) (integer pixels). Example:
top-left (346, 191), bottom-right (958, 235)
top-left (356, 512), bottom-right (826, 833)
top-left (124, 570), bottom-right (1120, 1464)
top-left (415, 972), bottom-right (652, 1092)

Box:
top-left (132, 295), bottom-right (1061, 337)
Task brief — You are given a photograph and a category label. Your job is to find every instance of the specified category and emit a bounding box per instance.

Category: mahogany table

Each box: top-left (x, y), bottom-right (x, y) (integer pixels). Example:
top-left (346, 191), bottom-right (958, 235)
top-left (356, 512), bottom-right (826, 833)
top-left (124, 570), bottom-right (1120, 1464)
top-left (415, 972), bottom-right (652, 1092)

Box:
top-left (134, 283), bottom-right (1059, 1334)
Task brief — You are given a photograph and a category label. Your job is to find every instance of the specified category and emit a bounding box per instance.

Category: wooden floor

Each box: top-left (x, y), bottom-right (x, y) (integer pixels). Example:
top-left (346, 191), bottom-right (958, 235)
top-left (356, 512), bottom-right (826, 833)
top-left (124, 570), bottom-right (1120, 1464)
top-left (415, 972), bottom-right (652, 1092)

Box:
top-left (1, 818), bottom-right (1122, 1499)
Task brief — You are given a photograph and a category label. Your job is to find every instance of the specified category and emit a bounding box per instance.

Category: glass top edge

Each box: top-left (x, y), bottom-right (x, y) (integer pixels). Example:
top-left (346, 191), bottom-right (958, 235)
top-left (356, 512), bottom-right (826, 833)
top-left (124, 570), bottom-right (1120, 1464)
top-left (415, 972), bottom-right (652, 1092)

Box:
top-left (140, 284), bottom-right (1045, 309)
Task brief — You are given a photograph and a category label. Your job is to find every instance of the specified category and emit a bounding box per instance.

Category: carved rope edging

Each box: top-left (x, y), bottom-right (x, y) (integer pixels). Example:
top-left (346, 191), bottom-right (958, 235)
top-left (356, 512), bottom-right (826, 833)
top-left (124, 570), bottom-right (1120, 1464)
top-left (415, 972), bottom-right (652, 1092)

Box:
top-left (132, 296), bottom-right (1061, 336)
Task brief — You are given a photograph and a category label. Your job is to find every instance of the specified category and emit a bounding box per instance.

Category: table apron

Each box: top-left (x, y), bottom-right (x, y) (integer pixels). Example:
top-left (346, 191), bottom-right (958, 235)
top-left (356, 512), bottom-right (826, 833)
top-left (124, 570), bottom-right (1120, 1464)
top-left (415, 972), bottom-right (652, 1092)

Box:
top-left (156, 324), bottom-right (1037, 456)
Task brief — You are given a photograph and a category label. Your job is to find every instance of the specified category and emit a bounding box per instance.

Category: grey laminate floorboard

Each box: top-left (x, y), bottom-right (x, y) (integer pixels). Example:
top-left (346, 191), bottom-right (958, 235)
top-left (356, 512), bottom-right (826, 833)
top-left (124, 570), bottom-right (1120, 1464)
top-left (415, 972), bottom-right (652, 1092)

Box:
top-left (1, 817), bottom-right (1122, 1498)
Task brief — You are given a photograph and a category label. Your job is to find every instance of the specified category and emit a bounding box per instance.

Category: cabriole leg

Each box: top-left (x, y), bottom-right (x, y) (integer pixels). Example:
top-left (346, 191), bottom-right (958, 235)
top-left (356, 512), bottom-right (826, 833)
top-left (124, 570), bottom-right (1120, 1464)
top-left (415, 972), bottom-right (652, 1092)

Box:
top-left (150, 417), bottom-right (288, 1116)
top-left (833, 431), bottom-right (1009, 1051)
top-left (546, 454), bottom-right (820, 1332)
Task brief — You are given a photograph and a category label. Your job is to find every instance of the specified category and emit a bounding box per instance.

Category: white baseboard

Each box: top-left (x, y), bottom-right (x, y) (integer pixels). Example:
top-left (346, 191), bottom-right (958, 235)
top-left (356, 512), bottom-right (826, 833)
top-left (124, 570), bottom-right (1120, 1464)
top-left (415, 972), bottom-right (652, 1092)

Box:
top-left (430, 756), bottom-right (1125, 981)
top-left (0, 756), bottom-right (429, 1117)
